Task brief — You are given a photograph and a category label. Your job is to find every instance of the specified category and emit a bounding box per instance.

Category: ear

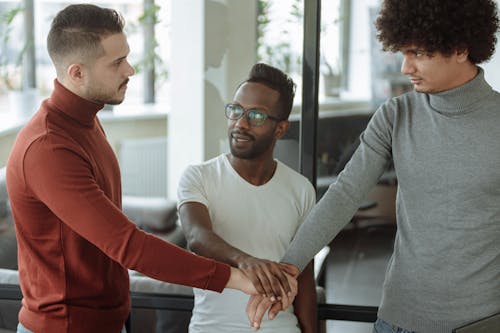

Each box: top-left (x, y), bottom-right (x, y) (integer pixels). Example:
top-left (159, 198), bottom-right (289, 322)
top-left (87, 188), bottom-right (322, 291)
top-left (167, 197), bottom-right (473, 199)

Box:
top-left (455, 49), bottom-right (469, 63)
top-left (66, 63), bottom-right (86, 86)
top-left (274, 120), bottom-right (290, 140)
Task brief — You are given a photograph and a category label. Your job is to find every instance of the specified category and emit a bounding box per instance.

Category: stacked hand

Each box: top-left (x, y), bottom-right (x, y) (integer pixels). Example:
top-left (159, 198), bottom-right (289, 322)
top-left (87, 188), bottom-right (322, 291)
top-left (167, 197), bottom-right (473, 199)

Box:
top-left (237, 257), bottom-right (299, 330)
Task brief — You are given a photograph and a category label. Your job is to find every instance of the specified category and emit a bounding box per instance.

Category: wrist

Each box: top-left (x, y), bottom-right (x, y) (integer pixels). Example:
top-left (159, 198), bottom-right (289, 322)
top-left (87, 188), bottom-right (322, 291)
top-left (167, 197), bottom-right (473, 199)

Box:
top-left (226, 267), bottom-right (242, 290)
top-left (233, 253), bottom-right (250, 268)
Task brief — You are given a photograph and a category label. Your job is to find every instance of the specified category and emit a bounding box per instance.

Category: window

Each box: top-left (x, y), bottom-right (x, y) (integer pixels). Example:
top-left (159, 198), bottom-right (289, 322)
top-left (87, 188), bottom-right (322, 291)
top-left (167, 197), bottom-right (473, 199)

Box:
top-left (0, 0), bottom-right (170, 111)
top-left (257, 0), bottom-right (351, 104)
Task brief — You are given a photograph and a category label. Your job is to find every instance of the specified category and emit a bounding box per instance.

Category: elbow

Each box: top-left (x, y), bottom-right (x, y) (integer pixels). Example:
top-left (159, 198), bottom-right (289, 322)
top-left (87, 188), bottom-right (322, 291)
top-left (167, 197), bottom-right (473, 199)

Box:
top-left (184, 233), bottom-right (204, 254)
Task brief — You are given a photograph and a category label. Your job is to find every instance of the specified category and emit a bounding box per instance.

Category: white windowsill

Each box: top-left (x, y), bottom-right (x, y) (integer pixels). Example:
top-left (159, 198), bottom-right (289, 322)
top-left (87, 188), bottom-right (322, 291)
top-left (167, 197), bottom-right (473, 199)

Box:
top-left (0, 101), bottom-right (168, 136)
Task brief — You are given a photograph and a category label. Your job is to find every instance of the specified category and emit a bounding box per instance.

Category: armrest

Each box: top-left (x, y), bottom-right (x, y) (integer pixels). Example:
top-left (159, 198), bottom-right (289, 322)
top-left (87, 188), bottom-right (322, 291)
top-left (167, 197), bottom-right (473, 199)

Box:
top-left (0, 270), bottom-right (18, 285)
top-left (129, 271), bottom-right (193, 296)
top-left (0, 167), bottom-right (7, 218)
top-left (122, 196), bottom-right (178, 233)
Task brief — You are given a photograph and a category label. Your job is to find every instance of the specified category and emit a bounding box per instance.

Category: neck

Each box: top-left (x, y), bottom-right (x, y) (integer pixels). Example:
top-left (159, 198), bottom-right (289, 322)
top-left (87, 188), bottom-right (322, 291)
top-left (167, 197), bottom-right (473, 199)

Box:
top-left (227, 154), bottom-right (277, 186)
top-left (57, 76), bottom-right (84, 100)
top-left (453, 62), bottom-right (478, 89)
top-left (428, 66), bottom-right (492, 115)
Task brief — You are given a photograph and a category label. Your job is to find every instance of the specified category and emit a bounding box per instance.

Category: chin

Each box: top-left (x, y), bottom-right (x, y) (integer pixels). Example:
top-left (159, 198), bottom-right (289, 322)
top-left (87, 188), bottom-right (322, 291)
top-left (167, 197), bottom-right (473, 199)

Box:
top-left (229, 147), bottom-right (256, 160)
top-left (105, 97), bottom-right (125, 105)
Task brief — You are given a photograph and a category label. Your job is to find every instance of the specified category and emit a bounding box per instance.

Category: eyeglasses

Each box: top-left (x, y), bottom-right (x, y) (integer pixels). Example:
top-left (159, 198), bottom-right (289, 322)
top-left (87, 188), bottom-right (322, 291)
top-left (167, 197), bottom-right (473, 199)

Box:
top-left (224, 103), bottom-right (283, 127)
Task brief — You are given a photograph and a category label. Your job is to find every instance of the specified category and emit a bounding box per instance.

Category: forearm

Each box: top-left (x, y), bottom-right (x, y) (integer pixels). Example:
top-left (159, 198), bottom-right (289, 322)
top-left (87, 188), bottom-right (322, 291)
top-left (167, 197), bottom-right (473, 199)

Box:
top-left (294, 262), bottom-right (317, 333)
top-left (186, 228), bottom-right (252, 267)
top-left (282, 143), bottom-right (387, 271)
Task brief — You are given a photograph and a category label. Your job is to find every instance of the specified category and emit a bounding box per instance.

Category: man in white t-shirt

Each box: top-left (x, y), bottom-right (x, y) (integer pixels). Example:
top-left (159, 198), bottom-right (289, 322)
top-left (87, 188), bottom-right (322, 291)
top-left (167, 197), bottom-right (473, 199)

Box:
top-left (177, 63), bottom-right (317, 333)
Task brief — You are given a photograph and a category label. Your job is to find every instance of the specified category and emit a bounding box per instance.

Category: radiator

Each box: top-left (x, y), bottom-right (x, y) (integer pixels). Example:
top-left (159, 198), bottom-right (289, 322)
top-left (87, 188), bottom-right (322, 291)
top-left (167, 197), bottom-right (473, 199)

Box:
top-left (118, 137), bottom-right (167, 198)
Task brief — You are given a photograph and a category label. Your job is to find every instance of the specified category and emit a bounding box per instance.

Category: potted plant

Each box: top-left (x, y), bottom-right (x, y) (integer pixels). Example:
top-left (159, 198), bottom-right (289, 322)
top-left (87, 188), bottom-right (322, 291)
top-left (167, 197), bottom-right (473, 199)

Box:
top-left (256, 0), bottom-right (302, 74)
top-left (320, 55), bottom-right (342, 97)
top-left (0, 4), bottom-right (38, 117)
top-left (127, 0), bottom-right (168, 104)
top-left (0, 5), bottom-right (25, 92)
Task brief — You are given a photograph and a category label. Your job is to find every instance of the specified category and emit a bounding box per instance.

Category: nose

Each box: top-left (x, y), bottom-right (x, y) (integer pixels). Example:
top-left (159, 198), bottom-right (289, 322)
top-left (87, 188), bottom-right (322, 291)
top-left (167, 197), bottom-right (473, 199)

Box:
top-left (234, 113), bottom-right (250, 129)
top-left (401, 55), bottom-right (415, 75)
top-left (125, 60), bottom-right (135, 77)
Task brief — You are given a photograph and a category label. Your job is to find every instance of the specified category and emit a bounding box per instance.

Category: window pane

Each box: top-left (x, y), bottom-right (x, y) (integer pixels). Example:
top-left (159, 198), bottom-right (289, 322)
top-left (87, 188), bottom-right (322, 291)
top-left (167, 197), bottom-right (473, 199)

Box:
top-left (0, 0), bottom-right (171, 108)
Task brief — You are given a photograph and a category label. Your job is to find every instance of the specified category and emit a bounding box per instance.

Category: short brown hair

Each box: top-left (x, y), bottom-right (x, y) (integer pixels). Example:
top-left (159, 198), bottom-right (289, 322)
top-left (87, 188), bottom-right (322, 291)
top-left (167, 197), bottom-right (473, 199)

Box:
top-left (47, 4), bottom-right (124, 68)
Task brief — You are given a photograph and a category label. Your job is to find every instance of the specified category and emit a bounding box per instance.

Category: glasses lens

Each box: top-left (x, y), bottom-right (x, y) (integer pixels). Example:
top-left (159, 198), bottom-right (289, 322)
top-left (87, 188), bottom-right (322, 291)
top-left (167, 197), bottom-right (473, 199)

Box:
top-left (247, 110), bottom-right (267, 126)
top-left (225, 104), bottom-right (244, 120)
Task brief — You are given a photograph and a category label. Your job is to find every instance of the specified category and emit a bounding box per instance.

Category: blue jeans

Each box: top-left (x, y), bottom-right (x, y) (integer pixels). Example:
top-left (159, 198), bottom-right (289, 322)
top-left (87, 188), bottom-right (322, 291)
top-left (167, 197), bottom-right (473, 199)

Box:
top-left (17, 323), bottom-right (33, 333)
top-left (373, 318), bottom-right (414, 333)
top-left (17, 322), bottom-right (127, 333)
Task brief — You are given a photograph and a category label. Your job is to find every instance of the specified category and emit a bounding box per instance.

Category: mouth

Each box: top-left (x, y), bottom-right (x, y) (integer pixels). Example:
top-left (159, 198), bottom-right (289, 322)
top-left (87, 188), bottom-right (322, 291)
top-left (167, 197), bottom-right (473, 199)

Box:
top-left (409, 77), bottom-right (422, 85)
top-left (231, 132), bottom-right (253, 143)
top-left (119, 79), bottom-right (129, 90)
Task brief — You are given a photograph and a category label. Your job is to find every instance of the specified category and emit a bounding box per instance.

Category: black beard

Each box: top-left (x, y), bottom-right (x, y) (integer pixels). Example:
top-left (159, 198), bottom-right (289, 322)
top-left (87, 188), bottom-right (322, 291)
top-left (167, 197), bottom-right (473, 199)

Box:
top-left (228, 130), bottom-right (275, 159)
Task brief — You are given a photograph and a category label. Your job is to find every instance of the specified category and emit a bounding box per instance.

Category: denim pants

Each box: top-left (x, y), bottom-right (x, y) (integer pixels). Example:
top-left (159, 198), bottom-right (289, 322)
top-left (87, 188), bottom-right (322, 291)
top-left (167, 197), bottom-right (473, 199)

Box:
top-left (17, 322), bottom-right (127, 333)
top-left (373, 318), bottom-right (415, 333)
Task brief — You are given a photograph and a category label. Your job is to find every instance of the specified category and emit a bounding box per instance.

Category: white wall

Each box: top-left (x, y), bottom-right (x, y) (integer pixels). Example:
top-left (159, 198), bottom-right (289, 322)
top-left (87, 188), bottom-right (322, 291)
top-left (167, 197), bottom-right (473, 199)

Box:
top-left (483, 0), bottom-right (500, 90)
top-left (168, 0), bottom-right (257, 199)
top-left (483, 37), bottom-right (500, 90)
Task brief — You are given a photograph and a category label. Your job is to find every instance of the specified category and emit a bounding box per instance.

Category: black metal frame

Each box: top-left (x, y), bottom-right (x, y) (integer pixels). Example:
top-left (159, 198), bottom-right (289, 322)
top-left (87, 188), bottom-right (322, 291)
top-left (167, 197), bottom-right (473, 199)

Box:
top-left (0, 284), bottom-right (378, 332)
top-left (299, 0), bottom-right (381, 326)
top-left (300, 0), bottom-right (321, 187)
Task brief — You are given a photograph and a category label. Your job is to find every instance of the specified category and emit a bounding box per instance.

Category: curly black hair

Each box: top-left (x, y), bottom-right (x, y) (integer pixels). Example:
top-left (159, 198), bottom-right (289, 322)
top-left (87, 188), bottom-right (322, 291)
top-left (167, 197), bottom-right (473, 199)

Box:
top-left (375, 0), bottom-right (500, 64)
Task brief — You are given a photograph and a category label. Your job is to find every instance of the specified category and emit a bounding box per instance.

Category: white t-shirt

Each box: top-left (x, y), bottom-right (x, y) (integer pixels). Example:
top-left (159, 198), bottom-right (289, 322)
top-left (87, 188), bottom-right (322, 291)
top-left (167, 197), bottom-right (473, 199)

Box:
top-left (177, 154), bottom-right (316, 333)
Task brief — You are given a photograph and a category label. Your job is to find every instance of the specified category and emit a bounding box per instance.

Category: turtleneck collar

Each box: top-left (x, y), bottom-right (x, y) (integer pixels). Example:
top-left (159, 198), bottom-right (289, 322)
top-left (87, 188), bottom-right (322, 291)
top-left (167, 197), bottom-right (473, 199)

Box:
top-left (48, 79), bottom-right (104, 127)
top-left (428, 67), bottom-right (493, 115)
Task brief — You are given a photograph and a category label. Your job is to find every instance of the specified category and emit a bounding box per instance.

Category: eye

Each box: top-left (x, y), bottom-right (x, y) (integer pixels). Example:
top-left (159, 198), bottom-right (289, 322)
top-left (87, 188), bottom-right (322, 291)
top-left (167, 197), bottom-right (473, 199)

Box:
top-left (115, 58), bottom-right (126, 66)
top-left (249, 110), bottom-right (267, 120)
top-left (231, 105), bottom-right (243, 114)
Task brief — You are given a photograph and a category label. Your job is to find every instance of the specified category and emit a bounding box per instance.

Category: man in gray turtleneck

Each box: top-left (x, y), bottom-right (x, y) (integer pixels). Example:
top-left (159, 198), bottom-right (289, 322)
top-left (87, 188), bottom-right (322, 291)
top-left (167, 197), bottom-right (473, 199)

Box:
top-left (247, 0), bottom-right (500, 332)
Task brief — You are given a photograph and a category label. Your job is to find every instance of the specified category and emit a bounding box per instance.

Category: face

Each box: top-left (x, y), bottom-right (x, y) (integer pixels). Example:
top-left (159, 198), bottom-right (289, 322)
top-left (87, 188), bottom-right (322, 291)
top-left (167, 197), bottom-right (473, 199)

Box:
top-left (83, 33), bottom-right (134, 105)
top-left (228, 82), bottom-right (286, 160)
top-left (400, 46), bottom-right (468, 93)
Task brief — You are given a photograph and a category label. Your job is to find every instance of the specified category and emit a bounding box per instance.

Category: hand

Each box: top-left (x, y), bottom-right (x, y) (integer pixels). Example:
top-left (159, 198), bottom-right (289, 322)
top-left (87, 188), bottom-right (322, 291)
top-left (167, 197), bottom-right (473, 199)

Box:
top-left (238, 257), bottom-right (298, 301)
top-left (276, 269), bottom-right (297, 310)
top-left (226, 267), bottom-right (258, 295)
top-left (246, 294), bottom-right (283, 330)
top-left (245, 270), bottom-right (298, 330)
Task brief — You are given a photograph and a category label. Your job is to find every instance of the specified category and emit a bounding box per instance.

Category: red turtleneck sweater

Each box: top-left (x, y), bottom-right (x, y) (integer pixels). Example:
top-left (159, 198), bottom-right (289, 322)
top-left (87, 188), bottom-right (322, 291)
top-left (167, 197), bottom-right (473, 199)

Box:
top-left (6, 80), bottom-right (230, 333)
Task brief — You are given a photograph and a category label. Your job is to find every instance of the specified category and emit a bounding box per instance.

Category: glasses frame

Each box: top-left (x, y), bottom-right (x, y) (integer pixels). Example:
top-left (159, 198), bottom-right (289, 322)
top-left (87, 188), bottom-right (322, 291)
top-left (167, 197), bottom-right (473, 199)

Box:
top-left (224, 103), bottom-right (284, 127)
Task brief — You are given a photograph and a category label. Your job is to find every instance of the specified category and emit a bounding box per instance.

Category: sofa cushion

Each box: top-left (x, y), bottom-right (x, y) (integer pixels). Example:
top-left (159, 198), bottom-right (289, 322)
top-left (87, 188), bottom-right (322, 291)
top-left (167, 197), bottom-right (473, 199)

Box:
top-left (0, 167), bottom-right (7, 218)
top-left (122, 196), bottom-right (178, 233)
top-left (129, 270), bottom-right (193, 296)
top-left (0, 225), bottom-right (17, 270)
top-left (0, 269), bottom-right (18, 285)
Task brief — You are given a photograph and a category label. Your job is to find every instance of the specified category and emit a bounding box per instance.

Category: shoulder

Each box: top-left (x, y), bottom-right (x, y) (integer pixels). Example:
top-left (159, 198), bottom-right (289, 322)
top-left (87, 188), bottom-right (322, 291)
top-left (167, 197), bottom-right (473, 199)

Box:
top-left (179, 155), bottom-right (228, 188)
top-left (183, 155), bottom-right (227, 177)
top-left (276, 162), bottom-right (315, 195)
top-left (377, 91), bottom-right (424, 117)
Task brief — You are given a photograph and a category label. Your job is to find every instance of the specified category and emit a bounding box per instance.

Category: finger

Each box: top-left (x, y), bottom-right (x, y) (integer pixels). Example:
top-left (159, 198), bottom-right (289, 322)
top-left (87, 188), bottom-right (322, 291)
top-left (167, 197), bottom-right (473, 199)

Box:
top-left (242, 270), bottom-right (267, 296)
top-left (246, 295), bottom-right (262, 325)
top-left (279, 263), bottom-right (300, 278)
top-left (268, 302), bottom-right (283, 320)
top-left (255, 270), bottom-right (278, 301)
top-left (285, 272), bottom-right (298, 297)
top-left (277, 281), bottom-right (291, 310)
top-left (271, 267), bottom-right (293, 298)
top-left (252, 296), bottom-right (273, 330)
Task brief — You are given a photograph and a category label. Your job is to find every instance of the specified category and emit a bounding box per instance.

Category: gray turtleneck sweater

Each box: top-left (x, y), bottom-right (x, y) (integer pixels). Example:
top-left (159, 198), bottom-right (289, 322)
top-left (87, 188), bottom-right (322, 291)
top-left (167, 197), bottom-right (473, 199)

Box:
top-left (282, 67), bottom-right (500, 333)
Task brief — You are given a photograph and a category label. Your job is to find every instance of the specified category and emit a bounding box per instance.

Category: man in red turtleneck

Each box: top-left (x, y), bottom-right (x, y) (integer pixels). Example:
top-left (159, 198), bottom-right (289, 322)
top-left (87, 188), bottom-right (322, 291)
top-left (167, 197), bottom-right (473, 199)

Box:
top-left (6, 4), bottom-right (256, 333)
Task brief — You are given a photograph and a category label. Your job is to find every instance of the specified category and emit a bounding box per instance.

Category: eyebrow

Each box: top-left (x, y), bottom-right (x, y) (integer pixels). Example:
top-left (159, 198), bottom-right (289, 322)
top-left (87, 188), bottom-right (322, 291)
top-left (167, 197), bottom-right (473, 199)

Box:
top-left (113, 55), bottom-right (127, 63)
top-left (232, 102), bottom-right (270, 111)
